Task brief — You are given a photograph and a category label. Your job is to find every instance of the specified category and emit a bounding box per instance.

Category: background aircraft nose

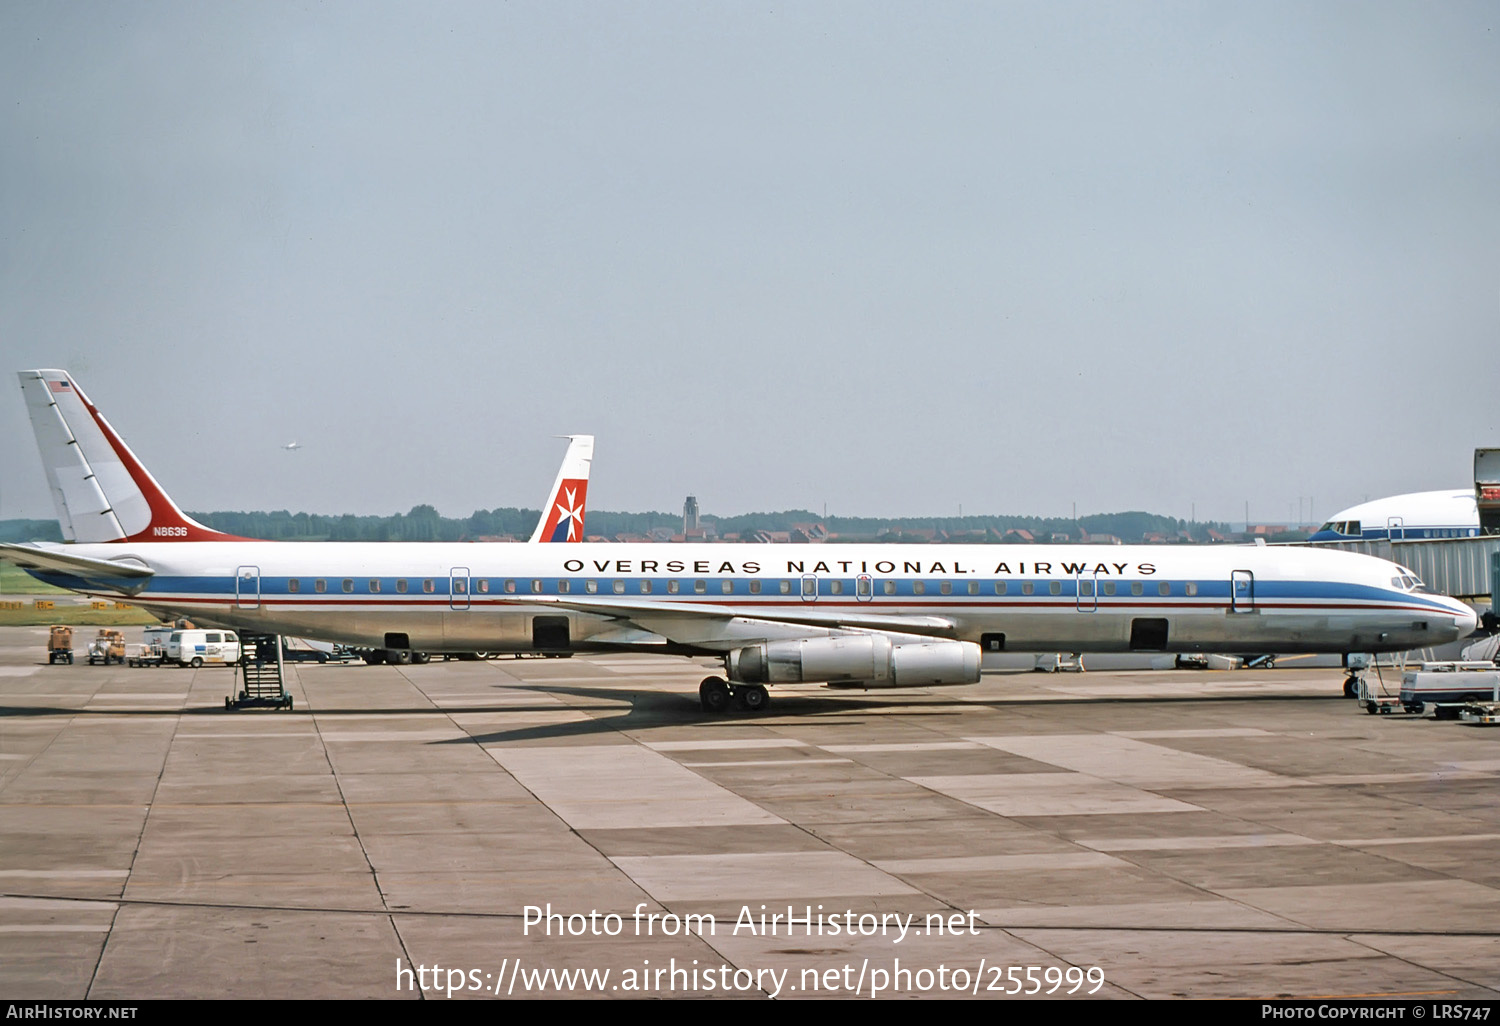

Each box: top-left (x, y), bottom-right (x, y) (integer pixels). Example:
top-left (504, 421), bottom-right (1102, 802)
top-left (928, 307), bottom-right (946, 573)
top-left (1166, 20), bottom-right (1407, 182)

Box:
top-left (1451, 602), bottom-right (1479, 635)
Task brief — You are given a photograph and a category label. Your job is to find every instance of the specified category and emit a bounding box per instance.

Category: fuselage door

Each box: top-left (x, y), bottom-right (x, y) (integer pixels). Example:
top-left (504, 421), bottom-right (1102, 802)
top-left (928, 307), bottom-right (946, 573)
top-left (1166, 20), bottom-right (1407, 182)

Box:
top-left (856, 574), bottom-right (873, 602)
top-left (235, 566), bottom-right (260, 610)
top-left (449, 567), bottom-right (471, 610)
top-left (1386, 516), bottom-right (1404, 541)
top-left (1076, 572), bottom-right (1097, 612)
top-left (801, 575), bottom-right (818, 603)
top-left (1231, 570), bottom-right (1255, 613)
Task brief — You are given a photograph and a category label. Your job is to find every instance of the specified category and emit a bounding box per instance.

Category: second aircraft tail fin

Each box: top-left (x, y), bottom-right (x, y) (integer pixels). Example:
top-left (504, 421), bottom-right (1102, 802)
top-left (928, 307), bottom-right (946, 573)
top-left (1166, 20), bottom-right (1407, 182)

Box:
top-left (528, 435), bottom-right (594, 543)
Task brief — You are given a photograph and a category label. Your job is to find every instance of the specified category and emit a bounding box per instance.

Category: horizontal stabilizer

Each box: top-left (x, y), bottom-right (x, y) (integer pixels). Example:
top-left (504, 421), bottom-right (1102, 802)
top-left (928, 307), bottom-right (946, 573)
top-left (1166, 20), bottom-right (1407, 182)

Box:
top-left (0, 542), bottom-right (155, 580)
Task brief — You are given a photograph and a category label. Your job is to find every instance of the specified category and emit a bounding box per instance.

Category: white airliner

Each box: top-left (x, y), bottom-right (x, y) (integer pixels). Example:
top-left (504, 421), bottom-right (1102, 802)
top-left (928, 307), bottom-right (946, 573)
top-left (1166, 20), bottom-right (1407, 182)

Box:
top-left (4, 369), bottom-right (1477, 713)
top-left (1309, 490), bottom-right (1480, 542)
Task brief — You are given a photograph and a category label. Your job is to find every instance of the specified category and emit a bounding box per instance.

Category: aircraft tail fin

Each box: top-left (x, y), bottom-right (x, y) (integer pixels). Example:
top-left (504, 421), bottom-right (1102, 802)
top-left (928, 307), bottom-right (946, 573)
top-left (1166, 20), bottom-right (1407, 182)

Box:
top-left (17, 370), bottom-right (249, 543)
top-left (528, 435), bottom-right (593, 543)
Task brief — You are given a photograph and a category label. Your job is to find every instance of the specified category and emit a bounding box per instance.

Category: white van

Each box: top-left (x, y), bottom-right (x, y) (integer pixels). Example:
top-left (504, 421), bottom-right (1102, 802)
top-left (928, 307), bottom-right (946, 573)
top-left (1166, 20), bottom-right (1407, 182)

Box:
top-left (167, 629), bottom-right (241, 668)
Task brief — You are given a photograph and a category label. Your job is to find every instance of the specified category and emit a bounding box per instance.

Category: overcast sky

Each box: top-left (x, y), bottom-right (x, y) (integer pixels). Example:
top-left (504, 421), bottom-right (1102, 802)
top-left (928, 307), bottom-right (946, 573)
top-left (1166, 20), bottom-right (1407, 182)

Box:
top-left (2, 2), bottom-right (1496, 528)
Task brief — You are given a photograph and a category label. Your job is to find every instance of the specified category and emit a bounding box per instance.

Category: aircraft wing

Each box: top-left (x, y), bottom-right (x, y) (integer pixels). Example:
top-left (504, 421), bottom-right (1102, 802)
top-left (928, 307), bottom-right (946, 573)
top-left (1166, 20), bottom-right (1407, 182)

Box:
top-left (0, 543), bottom-right (155, 581)
top-left (522, 595), bottom-right (957, 650)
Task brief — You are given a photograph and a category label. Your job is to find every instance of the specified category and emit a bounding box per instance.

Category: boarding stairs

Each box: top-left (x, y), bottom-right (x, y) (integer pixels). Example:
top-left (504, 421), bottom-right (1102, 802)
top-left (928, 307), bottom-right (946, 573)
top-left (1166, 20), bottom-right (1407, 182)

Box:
top-left (227, 633), bottom-right (293, 710)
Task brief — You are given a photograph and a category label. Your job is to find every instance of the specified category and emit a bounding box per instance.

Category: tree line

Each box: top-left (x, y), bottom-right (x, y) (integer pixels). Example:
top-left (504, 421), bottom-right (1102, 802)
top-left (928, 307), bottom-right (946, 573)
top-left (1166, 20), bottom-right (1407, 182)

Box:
top-left (0, 508), bottom-right (1223, 544)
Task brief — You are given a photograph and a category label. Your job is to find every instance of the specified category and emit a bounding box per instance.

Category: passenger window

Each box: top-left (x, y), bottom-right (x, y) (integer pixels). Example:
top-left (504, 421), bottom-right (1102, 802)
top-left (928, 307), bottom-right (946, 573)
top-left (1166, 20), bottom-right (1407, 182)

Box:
top-left (613, 580), bottom-right (626, 594)
top-left (423, 579), bottom-right (435, 594)
top-left (668, 580), bottom-right (680, 594)
top-left (530, 580), bottom-right (542, 594)
top-left (1102, 581), bottom-right (1116, 596)
top-left (802, 578), bottom-right (817, 596)
top-left (585, 580), bottom-right (597, 594)
top-left (859, 578), bottom-right (874, 597)
top-left (1049, 581), bottom-right (1062, 595)
top-left (995, 581), bottom-right (1007, 595)
top-left (829, 580), bottom-right (843, 595)
top-left (206, 632), bottom-right (221, 643)
top-left (1131, 582), bottom-right (1143, 596)
top-left (939, 581), bottom-right (952, 595)
top-left (779, 580), bottom-right (792, 595)
top-left (694, 580), bottom-right (707, 594)
top-left (1185, 582), bottom-right (1197, 596)
top-left (1158, 582), bottom-right (1170, 596)
top-left (315, 579), bottom-right (326, 593)
top-left (749, 580), bottom-right (762, 595)
top-left (1022, 582), bottom-right (1035, 595)
top-left (883, 580), bottom-right (896, 595)
top-left (453, 578), bottom-right (466, 594)
top-left (721, 580), bottom-right (733, 594)
top-left (288, 579), bottom-right (300, 593)
top-left (504, 580), bottom-right (516, 594)
top-left (369, 579), bottom-right (381, 593)
top-left (1079, 580), bottom-right (1094, 596)
top-left (397, 579), bottom-right (408, 594)
top-left (640, 580), bottom-right (652, 594)
top-left (558, 580), bottom-right (571, 594)
top-left (477, 580), bottom-right (489, 594)
top-left (967, 581), bottom-right (980, 595)
top-left (913, 581), bottom-right (926, 595)
top-left (343, 579), bottom-right (354, 593)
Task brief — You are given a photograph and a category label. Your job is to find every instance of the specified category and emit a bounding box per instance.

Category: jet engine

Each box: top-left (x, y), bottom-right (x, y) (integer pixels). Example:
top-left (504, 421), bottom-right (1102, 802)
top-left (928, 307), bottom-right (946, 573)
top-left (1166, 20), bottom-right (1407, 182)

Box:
top-left (728, 635), bottom-right (981, 688)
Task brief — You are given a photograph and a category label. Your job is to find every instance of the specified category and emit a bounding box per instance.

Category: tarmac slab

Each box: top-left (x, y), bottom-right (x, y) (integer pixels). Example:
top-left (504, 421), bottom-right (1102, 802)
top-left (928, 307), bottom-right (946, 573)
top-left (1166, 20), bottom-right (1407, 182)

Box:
top-left (1, 625), bottom-right (1498, 1000)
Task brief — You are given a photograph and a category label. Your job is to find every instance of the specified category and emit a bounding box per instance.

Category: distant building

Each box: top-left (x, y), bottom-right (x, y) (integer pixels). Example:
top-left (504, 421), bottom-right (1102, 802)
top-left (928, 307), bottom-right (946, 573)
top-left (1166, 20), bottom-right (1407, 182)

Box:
top-left (790, 523), bottom-right (829, 543)
top-left (683, 496), bottom-right (699, 535)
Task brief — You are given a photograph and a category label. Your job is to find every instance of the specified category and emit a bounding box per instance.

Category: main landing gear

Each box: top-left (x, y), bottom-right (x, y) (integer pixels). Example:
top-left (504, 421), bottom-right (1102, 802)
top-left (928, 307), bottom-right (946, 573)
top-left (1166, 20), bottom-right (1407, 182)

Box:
top-left (699, 676), bottom-right (770, 714)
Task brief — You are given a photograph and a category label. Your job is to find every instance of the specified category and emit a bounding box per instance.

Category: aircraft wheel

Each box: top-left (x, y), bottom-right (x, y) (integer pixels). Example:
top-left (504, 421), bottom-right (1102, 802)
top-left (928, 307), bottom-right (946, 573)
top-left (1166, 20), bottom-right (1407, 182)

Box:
top-left (1343, 676), bottom-right (1359, 698)
top-left (411, 652), bottom-right (430, 665)
top-left (386, 649), bottom-right (412, 665)
top-left (699, 677), bottom-right (732, 714)
top-left (362, 651), bottom-right (386, 665)
top-left (190, 657), bottom-right (203, 669)
top-left (740, 684), bottom-right (770, 713)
